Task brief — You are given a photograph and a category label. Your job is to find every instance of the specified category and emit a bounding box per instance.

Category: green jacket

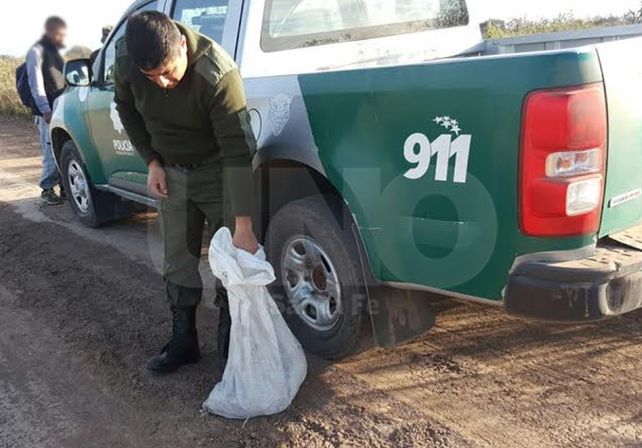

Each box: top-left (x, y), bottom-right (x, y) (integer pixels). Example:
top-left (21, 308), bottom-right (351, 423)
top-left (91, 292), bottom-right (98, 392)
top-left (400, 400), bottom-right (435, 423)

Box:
top-left (114, 23), bottom-right (256, 216)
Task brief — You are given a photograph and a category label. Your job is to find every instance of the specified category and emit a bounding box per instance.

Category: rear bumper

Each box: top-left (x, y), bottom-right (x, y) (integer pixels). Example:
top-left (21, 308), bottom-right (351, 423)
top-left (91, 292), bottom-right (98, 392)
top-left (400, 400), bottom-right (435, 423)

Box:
top-left (505, 235), bottom-right (642, 322)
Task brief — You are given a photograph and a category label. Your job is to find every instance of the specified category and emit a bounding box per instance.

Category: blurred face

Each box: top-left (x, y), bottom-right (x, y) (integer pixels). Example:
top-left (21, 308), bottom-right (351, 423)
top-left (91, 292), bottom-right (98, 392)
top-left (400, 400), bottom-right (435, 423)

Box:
top-left (46, 25), bottom-right (67, 49)
top-left (140, 35), bottom-right (188, 90)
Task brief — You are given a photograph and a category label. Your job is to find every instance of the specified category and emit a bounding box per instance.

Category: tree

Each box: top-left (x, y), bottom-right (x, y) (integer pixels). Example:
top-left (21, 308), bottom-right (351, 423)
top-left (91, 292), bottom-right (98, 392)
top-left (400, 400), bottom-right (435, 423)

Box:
top-left (65, 46), bottom-right (92, 61)
top-left (624, 3), bottom-right (642, 24)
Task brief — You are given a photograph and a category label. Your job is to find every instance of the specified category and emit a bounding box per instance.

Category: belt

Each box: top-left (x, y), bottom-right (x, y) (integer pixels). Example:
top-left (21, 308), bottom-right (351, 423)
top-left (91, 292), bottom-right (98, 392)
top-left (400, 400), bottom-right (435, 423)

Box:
top-left (166, 162), bottom-right (200, 172)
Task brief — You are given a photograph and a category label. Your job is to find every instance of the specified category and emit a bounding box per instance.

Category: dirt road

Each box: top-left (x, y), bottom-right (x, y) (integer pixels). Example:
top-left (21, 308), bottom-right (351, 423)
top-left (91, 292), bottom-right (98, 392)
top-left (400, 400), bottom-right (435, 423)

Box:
top-left (0, 118), bottom-right (640, 448)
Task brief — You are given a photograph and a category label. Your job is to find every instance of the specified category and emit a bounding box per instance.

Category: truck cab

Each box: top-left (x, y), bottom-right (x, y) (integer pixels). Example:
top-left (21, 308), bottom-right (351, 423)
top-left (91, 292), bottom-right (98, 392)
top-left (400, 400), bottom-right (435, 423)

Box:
top-left (52, 0), bottom-right (642, 358)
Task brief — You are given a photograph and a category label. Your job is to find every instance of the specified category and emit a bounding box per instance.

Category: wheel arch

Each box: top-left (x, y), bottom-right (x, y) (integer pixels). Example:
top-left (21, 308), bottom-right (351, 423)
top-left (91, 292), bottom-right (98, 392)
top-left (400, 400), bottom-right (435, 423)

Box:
top-left (254, 145), bottom-right (340, 238)
top-left (254, 148), bottom-right (378, 286)
top-left (50, 125), bottom-right (108, 185)
top-left (50, 127), bottom-right (72, 168)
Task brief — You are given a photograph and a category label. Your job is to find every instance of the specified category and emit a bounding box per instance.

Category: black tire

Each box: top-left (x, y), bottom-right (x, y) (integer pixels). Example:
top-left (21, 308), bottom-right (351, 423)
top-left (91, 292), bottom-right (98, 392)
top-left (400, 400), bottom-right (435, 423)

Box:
top-left (266, 195), bottom-right (366, 360)
top-left (59, 140), bottom-right (130, 228)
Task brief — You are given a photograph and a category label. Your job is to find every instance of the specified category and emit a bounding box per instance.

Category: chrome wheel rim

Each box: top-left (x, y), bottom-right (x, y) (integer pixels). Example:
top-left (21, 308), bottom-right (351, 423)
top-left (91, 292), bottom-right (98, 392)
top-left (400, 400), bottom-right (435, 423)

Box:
top-left (281, 236), bottom-right (342, 331)
top-left (67, 160), bottom-right (90, 213)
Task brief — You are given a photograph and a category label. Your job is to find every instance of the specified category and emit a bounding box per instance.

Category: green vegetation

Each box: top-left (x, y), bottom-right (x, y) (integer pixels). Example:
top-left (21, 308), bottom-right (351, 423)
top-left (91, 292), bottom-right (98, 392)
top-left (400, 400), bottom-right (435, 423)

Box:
top-left (65, 46), bottom-right (92, 60)
top-left (0, 46), bottom-right (92, 121)
top-left (0, 56), bottom-right (30, 119)
top-left (484, 4), bottom-right (642, 39)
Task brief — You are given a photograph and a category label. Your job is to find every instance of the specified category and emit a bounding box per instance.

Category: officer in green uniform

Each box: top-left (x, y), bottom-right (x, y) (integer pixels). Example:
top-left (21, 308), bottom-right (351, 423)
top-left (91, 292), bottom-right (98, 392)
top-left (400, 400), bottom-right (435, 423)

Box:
top-left (114, 11), bottom-right (259, 375)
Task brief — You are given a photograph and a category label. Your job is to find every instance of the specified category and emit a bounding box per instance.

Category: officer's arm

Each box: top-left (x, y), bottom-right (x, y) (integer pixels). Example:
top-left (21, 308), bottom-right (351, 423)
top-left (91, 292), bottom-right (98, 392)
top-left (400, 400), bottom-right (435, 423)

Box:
top-left (208, 69), bottom-right (257, 217)
top-left (113, 61), bottom-right (159, 165)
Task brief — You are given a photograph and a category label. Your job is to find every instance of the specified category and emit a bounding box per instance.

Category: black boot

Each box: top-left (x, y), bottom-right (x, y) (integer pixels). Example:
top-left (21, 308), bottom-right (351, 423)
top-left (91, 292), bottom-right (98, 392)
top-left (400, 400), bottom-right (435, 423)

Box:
top-left (147, 306), bottom-right (201, 375)
top-left (218, 302), bottom-right (231, 369)
top-left (216, 287), bottom-right (231, 374)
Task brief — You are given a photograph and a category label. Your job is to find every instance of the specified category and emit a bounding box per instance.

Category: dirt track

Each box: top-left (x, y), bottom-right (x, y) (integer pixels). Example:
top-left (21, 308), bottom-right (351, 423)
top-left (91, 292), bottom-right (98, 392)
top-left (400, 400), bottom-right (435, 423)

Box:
top-left (0, 118), bottom-right (640, 448)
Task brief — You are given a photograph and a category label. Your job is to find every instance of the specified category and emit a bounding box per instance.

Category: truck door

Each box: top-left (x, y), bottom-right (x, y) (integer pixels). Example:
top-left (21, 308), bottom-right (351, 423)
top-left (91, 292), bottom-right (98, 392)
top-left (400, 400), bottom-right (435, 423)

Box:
top-left (86, 1), bottom-right (161, 194)
top-left (596, 39), bottom-right (642, 237)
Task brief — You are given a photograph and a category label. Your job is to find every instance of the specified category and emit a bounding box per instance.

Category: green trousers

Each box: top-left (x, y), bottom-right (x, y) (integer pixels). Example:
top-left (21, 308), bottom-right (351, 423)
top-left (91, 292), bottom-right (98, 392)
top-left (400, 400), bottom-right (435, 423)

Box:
top-left (159, 155), bottom-right (229, 308)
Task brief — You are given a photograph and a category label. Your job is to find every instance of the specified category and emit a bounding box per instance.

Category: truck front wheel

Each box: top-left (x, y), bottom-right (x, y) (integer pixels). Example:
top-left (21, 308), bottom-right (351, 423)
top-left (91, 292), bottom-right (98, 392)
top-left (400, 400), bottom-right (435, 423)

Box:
top-left (266, 195), bottom-right (366, 360)
top-left (59, 140), bottom-right (129, 228)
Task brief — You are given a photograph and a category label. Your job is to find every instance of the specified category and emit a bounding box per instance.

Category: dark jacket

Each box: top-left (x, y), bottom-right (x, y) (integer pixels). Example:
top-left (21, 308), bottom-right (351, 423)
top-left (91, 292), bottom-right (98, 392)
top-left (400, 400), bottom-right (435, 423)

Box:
top-left (26, 36), bottom-right (65, 116)
top-left (114, 23), bottom-right (256, 216)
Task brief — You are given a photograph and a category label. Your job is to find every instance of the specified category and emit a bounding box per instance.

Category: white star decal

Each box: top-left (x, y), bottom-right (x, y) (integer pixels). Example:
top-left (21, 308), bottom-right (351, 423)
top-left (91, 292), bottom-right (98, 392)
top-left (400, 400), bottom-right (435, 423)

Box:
top-left (433, 115), bottom-right (464, 135)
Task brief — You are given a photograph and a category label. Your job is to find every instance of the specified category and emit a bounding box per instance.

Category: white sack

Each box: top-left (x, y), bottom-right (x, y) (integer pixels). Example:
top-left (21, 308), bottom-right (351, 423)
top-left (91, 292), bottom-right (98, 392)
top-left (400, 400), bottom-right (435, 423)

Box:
top-left (203, 228), bottom-right (307, 419)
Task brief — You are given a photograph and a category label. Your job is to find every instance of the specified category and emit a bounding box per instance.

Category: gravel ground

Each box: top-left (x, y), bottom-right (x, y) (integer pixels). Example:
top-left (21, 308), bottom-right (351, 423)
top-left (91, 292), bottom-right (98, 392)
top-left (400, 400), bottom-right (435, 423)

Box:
top-left (0, 118), bottom-right (640, 448)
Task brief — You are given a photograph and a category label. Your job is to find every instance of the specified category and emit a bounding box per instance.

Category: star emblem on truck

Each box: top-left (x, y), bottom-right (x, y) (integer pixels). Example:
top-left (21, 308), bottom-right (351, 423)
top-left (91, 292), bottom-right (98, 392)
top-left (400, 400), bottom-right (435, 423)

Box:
top-left (433, 116), bottom-right (463, 135)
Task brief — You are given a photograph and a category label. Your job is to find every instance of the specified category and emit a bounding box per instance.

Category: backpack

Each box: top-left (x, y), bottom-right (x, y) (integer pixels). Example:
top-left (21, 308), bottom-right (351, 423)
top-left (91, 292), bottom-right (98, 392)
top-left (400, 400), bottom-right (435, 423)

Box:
top-left (15, 63), bottom-right (35, 110)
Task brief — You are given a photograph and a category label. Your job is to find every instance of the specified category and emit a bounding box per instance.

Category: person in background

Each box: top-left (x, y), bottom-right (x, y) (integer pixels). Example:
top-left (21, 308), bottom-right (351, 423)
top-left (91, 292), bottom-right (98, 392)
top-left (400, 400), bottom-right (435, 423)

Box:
top-left (101, 25), bottom-right (114, 44)
top-left (26, 16), bottom-right (67, 206)
top-left (90, 26), bottom-right (114, 66)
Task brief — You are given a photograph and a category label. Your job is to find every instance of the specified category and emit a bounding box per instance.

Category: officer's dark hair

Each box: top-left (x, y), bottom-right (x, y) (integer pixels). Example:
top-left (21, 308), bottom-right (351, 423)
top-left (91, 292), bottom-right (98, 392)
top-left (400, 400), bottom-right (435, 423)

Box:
top-left (126, 11), bottom-right (182, 71)
top-left (45, 16), bottom-right (67, 31)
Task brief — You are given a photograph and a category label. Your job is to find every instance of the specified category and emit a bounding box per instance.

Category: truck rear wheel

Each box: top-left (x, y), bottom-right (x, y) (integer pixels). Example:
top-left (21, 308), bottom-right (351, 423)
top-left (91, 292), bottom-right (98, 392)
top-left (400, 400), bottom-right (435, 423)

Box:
top-left (266, 195), bottom-right (366, 360)
top-left (59, 140), bottom-right (129, 228)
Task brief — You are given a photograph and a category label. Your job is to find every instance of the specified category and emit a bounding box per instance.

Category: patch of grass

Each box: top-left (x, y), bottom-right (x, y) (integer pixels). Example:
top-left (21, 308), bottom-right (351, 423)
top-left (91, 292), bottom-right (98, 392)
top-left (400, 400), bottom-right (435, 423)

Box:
top-left (0, 56), bottom-right (31, 120)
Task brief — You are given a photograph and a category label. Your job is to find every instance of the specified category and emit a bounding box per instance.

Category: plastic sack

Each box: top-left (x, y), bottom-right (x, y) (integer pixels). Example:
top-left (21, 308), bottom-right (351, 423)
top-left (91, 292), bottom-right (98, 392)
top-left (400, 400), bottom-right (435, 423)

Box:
top-left (203, 227), bottom-right (307, 419)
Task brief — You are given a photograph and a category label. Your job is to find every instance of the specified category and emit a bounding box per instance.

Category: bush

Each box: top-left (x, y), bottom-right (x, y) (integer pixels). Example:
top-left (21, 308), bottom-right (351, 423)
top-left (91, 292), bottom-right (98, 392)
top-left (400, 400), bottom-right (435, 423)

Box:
top-left (0, 56), bottom-right (30, 119)
top-left (66, 46), bottom-right (92, 60)
top-left (483, 5), bottom-right (642, 39)
top-left (0, 46), bottom-right (92, 121)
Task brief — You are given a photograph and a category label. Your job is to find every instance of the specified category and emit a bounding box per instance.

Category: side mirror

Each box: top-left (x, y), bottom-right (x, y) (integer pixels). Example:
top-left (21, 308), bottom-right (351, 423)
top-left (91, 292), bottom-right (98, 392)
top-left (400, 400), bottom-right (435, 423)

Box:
top-left (64, 58), bottom-right (92, 87)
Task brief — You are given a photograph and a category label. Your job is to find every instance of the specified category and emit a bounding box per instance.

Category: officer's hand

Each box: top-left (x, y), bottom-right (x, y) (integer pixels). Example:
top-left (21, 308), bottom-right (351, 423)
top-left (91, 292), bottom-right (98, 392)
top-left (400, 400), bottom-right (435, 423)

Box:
top-left (233, 217), bottom-right (259, 254)
top-left (43, 112), bottom-right (52, 124)
top-left (148, 160), bottom-right (169, 199)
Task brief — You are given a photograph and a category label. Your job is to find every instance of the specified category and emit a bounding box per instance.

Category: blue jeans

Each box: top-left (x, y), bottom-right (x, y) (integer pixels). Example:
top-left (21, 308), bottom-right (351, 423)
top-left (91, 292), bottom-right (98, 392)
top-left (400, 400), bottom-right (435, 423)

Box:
top-left (35, 116), bottom-right (60, 191)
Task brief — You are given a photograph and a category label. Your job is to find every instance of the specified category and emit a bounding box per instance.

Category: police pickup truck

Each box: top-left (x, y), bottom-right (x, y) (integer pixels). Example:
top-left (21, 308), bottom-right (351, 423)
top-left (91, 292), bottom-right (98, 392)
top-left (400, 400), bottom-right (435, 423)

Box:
top-left (52, 0), bottom-right (642, 358)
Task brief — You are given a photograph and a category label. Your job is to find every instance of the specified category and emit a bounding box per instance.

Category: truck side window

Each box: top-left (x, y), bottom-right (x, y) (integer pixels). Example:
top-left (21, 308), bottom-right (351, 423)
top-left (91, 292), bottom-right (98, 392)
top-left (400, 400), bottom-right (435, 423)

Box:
top-left (262, 0), bottom-right (470, 52)
top-left (172, 0), bottom-right (230, 44)
top-left (103, 25), bottom-right (126, 84)
top-left (269, 0), bottom-right (344, 37)
top-left (102, 1), bottom-right (158, 84)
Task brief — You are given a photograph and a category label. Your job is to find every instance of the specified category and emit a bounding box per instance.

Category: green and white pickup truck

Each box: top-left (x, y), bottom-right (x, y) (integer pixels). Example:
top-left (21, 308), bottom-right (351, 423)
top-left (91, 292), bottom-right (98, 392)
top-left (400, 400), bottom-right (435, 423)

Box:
top-left (52, 0), bottom-right (642, 358)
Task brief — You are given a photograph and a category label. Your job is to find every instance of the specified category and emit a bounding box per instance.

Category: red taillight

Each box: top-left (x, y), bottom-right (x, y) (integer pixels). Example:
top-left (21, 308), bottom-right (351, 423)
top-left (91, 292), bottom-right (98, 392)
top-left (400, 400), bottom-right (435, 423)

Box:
top-left (520, 83), bottom-right (607, 237)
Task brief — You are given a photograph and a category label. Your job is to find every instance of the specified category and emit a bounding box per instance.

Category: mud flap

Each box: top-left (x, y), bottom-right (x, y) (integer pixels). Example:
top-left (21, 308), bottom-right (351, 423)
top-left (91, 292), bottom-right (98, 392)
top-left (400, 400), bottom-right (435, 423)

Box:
top-left (609, 227), bottom-right (642, 251)
top-left (365, 285), bottom-right (437, 347)
top-left (352, 224), bottom-right (437, 347)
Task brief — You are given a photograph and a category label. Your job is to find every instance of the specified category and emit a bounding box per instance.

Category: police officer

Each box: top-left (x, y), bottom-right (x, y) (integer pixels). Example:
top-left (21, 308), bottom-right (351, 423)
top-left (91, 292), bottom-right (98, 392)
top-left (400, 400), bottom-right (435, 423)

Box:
top-left (114, 11), bottom-right (259, 375)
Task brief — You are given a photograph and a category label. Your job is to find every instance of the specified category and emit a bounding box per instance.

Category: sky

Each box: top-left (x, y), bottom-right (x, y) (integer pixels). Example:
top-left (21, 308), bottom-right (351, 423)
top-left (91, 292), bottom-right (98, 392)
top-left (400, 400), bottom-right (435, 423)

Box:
top-left (1, 0), bottom-right (641, 56)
